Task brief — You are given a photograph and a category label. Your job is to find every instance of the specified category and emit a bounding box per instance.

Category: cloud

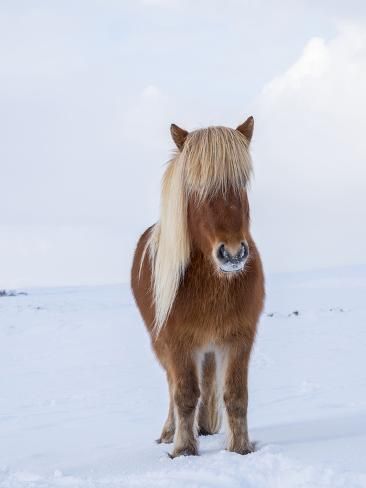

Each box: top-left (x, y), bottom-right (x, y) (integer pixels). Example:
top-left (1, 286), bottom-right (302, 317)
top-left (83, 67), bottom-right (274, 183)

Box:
top-left (251, 22), bottom-right (366, 272)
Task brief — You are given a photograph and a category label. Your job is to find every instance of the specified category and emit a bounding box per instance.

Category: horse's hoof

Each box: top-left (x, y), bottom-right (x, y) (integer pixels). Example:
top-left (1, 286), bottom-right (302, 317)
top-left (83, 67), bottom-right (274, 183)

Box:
top-left (156, 431), bottom-right (174, 444)
top-left (227, 440), bottom-right (256, 455)
top-left (169, 446), bottom-right (198, 458)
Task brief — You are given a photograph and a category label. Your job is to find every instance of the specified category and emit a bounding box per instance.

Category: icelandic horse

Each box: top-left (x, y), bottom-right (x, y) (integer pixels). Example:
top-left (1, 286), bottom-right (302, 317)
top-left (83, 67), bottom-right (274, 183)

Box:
top-left (131, 116), bottom-right (265, 457)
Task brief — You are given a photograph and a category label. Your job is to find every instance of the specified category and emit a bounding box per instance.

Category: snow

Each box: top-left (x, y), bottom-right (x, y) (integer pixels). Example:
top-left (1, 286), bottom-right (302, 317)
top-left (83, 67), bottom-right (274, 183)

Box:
top-left (1, 266), bottom-right (366, 487)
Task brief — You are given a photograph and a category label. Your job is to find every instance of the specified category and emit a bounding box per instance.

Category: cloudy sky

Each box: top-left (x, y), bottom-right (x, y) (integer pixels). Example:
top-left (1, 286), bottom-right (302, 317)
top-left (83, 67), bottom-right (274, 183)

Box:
top-left (1, 0), bottom-right (366, 287)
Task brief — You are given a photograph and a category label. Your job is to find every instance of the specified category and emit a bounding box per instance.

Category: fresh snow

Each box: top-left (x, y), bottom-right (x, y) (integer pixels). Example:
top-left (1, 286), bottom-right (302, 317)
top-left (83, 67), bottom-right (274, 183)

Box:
top-left (1, 266), bottom-right (366, 487)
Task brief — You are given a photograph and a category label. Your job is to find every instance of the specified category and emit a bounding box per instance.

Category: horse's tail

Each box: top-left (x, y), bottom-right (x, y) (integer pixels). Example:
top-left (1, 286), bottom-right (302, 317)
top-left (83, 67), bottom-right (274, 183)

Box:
top-left (198, 352), bottom-right (222, 435)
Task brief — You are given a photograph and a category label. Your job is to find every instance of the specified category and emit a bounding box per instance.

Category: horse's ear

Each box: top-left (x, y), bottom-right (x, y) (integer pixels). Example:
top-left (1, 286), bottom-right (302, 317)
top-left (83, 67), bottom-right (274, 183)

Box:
top-left (170, 124), bottom-right (188, 150)
top-left (236, 116), bottom-right (254, 143)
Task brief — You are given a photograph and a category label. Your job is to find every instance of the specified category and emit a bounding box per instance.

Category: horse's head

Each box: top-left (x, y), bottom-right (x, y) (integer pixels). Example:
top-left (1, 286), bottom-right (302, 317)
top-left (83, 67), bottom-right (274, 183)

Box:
top-left (187, 189), bottom-right (250, 274)
top-left (171, 117), bottom-right (254, 275)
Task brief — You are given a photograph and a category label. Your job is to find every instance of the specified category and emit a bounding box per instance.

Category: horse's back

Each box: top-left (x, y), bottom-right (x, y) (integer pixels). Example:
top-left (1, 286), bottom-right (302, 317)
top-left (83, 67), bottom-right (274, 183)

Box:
top-left (131, 225), bottom-right (155, 333)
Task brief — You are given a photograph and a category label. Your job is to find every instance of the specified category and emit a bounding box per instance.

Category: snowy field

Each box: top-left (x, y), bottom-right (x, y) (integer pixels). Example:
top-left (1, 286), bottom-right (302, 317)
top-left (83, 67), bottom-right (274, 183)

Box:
top-left (1, 266), bottom-right (366, 488)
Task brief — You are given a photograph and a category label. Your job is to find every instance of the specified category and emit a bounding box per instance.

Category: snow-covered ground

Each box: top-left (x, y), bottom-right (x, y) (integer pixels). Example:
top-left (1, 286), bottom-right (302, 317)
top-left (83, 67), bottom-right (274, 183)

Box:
top-left (1, 266), bottom-right (366, 487)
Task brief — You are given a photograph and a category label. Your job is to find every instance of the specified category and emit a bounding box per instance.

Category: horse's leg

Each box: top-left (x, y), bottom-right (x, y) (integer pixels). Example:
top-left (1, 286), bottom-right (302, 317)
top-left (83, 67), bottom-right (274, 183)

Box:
top-left (198, 352), bottom-right (222, 436)
top-left (169, 353), bottom-right (200, 458)
top-left (157, 371), bottom-right (175, 444)
top-left (223, 344), bottom-right (254, 454)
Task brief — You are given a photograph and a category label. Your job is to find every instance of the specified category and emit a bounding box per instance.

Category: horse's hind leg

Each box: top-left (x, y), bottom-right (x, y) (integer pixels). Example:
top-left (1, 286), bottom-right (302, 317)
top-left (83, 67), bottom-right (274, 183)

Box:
top-left (157, 371), bottom-right (175, 444)
top-left (198, 352), bottom-right (222, 436)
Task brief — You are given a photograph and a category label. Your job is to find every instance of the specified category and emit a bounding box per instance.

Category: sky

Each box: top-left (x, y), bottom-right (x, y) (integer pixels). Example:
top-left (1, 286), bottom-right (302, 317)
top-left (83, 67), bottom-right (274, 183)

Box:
top-left (1, 0), bottom-right (366, 287)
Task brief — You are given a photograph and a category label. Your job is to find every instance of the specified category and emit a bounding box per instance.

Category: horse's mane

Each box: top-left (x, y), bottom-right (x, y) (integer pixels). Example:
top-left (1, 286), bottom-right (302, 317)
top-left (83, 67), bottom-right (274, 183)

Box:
top-left (145, 126), bottom-right (252, 334)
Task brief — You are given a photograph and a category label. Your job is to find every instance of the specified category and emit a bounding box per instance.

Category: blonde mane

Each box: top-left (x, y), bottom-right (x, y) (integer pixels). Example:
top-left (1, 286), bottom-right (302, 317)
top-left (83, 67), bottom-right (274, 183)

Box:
top-left (146, 126), bottom-right (252, 334)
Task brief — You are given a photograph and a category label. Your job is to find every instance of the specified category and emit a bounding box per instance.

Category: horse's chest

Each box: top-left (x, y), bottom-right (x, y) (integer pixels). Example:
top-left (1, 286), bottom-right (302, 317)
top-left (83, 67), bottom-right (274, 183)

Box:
top-left (173, 278), bottom-right (248, 336)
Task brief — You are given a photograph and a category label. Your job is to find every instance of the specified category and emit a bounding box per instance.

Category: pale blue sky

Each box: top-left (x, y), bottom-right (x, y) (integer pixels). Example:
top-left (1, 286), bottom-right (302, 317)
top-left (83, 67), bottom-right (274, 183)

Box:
top-left (1, 1), bottom-right (366, 287)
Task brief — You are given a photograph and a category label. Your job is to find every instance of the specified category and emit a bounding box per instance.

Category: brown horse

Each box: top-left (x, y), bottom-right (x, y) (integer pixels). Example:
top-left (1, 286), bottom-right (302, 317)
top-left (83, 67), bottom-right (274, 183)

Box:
top-left (131, 116), bottom-right (265, 458)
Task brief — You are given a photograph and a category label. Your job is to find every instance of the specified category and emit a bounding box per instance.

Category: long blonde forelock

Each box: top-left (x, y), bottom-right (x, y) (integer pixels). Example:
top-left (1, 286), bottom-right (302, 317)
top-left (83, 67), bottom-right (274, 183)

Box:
top-left (147, 126), bottom-right (252, 335)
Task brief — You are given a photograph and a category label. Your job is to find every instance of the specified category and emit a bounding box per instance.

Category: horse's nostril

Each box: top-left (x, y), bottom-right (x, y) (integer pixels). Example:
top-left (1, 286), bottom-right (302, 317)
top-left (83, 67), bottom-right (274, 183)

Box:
top-left (217, 244), bottom-right (231, 262)
top-left (239, 242), bottom-right (248, 259)
top-left (217, 244), bottom-right (228, 261)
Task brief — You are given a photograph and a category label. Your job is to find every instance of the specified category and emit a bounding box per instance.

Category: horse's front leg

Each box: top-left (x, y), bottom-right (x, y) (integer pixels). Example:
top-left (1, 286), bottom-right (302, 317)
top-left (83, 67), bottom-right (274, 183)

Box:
top-left (223, 343), bottom-right (254, 455)
top-left (169, 352), bottom-right (200, 458)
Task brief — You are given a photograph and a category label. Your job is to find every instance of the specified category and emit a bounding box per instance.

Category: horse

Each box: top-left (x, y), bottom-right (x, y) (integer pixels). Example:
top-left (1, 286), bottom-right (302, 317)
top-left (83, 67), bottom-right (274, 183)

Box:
top-left (131, 116), bottom-right (265, 458)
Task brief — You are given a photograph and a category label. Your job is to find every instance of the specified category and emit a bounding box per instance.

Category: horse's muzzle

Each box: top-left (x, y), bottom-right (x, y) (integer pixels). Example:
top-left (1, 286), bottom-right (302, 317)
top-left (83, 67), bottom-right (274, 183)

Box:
top-left (216, 242), bottom-right (249, 273)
